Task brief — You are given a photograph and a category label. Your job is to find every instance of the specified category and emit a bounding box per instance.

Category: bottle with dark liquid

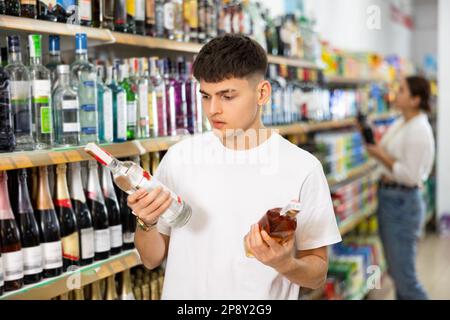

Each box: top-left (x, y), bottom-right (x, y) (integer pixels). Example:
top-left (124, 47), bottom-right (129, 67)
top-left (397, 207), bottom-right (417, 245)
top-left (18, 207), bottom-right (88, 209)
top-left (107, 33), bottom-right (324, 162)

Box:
top-left (86, 161), bottom-right (111, 261)
top-left (17, 169), bottom-right (43, 285)
top-left (244, 201), bottom-right (301, 258)
top-left (55, 164), bottom-right (80, 271)
top-left (102, 0), bottom-right (115, 29)
top-left (119, 189), bottom-right (135, 250)
top-left (145, 0), bottom-right (156, 36)
top-left (114, 0), bottom-right (128, 32)
top-left (0, 171), bottom-right (24, 292)
top-left (105, 274), bottom-right (118, 300)
top-left (54, 0), bottom-right (76, 23)
top-left (0, 244), bottom-right (4, 296)
top-left (126, 0), bottom-right (136, 34)
top-left (120, 269), bottom-right (135, 300)
top-left (20, 0), bottom-right (37, 18)
top-left (37, 166), bottom-right (63, 278)
top-left (5, 0), bottom-right (20, 16)
top-left (37, 0), bottom-right (57, 21)
top-left (101, 166), bottom-right (123, 255)
top-left (357, 112), bottom-right (376, 145)
top-left (0, 52), bottom-right (15, 153)
top-left (69, 163), bottom-right (94, 266)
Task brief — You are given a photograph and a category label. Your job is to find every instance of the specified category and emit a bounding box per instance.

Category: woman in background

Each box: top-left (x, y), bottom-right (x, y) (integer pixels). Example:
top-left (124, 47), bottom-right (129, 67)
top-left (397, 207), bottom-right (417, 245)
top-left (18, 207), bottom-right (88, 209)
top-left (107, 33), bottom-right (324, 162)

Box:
top-left (365, 76), bottom-right (435, 300)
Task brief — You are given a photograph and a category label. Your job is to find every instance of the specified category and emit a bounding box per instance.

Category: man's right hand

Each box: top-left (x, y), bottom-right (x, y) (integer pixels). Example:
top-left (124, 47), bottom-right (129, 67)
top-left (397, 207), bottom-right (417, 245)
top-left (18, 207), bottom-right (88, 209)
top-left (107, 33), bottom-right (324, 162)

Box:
top-left (127, 187), bottom-right (173, 226)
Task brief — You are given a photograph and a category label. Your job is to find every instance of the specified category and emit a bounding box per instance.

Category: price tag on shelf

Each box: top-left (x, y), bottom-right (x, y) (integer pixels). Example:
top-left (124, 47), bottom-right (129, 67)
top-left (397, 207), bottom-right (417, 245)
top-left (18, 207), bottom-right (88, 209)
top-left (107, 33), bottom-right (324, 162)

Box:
top-left (65, 150), bottom-right (83, 162)
top-left (0, 158), bottom-right (15, 170)
top-left (48, 152), bottom-right (67, 164)
top-left (13, 155), bottom-right (33, 168)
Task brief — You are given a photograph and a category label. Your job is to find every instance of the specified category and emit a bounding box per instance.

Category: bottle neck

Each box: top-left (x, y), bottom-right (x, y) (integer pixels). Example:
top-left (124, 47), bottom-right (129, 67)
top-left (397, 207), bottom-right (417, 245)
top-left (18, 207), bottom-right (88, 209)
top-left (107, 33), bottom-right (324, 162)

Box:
top-left (76, 51), bottom-right (88, 62)
top-left (101, 166), bottom-right (118, 201)
top-left (70, 166), bottom-right (87, 203)
top-left (0, 172), bottom-right (14, 220)
top-left (49, 52), bottom-right (61, 64)
top-left (56, 167), bottom-right (72, 205)
top-left (106, 276), bottom-right (118, 300)
top-left (91, 281), bottom-right (102, 300)
top-left (37, 167), bottom-right (55, 211)
top-left (29, 55), bottom-right (42, 66)
top-left (87, 164), bottom-right (105, 204)
top-left (18, 172), bottom-right (34, 214)
top-left (58, 73), bottom-right (71, 87)
top-left (8, 51), bottom-right (22, 64)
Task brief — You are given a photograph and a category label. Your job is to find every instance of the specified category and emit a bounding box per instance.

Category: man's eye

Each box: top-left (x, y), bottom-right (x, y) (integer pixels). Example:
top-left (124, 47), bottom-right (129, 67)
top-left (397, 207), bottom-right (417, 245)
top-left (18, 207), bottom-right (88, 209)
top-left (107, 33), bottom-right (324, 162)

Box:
top-left (202, 95), bottom-right (210, 100)
top-left (223, 96), bottom-right (234, 100)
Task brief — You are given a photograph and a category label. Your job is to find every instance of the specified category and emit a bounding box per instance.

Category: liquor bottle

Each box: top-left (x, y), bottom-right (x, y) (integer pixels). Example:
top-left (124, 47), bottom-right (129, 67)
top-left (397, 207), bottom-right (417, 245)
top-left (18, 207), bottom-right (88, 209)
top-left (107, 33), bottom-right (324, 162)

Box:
top-left (145, 0), bottom-right (155, 36)
top-left (90, 279), bottom-right (103, 300)
top-left (92, 0), bottom-right (101, 27)
top-left (37, 0), bottom-right (57, 21)
top-left (96, 65), bottom-right (114, 144)
top-left (0, 171), bottom-right (24, 292)
top-left (69, 162), bottom-right (94, 266)
top-left (20, 0), bottom-right (37, 18)
top-left (5, 0), bottom-right (20, 16)
top-left (120, 269), bottom-right (135, 300)
top-left (17, 169), bottom-right (43, 285)
top-left (79, 0), bottom-right (93, 26)
top-left (174, 58), bottom-right (188, 134)
top-left (86, 161), bottom-right (111, 261)
top-left (135, 0), bottom-right (146, 35)
top-left (268, 64), bottom-right (284, 125)
top-left (148, 57), bottom-right (167, 137)
top-left (73, 288), bottom-right (85, 300)
top-left (216, 0), bottom-right (225, 36)
top-left (105, 275), bottom-right (118, 300)
top-left (53, 65), bottom-right (80, 147)
top-left (106, 65), bottom-right (127, 143)
top-left (0, 53), bottom-right (15, 153)
top-left (163, 0), bottom-right (175, 40)
top-left (102, 0), bottom-right (115, 29)
top-left (126, 0), bottom-right (136, 33)
top-left (118, 63), bottom-right (137, 140)
top-left (46, 35), bottom-right (62, 90)
top-left (0, 48), bottom-right (7, 68)
top-left (37, 166), bottom-right (63, 278)
top-left (205, 0), bottom-right (217, 41)
top-left (54, 0), bottom-right (76, 22)
top-left (114, 0), bottom-right (128, 32)
top-left (173, 0), bottom-right (183, 41)
top-left (28, 34), bottom-right (53, 150)
top-left (154, 0), bottom-right (164, 37)
top-left (244, 201), bottom-right (301, 258)
top-left (183, 0), bottom-right (198, 42)
top-left (71, 33), bottom-right (98, 145)
top-left (102, 166), bottom-right (123, 255)
top-left (136, 58), bottom-right (150, 139)
top-left (118, 188), bottom-right (135, 250)
top-left (5, 36), bottom-right (34, 151)
top-left (0, 245), bottom-right (4, 296)
top-left (55, 164), bottom-right (80, 271)
top-left (85, 143), bottom-right (192, 228)
top-left (184, 61), bottom-right (196, 134)
top-left (151, 151), bottom-right (160, 175)
top-left (141, 283), bottom-right (150, 300)
top-left (162, 59), bottom-right (176, 136)
top-left (197, 0), bottom-right (206, 43)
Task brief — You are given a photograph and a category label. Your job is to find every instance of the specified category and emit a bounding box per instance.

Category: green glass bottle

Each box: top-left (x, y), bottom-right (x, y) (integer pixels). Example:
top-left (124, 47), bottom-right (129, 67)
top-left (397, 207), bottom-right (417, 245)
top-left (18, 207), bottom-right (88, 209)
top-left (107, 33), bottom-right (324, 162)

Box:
top-left (118, 63), bottom-right (137, 141)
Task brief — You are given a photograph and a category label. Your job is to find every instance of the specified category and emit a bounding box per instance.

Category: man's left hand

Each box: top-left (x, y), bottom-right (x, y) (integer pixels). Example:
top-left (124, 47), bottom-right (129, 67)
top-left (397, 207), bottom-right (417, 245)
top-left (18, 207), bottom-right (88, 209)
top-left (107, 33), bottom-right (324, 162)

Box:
top-left (245, 224), bottom-right (295, 270)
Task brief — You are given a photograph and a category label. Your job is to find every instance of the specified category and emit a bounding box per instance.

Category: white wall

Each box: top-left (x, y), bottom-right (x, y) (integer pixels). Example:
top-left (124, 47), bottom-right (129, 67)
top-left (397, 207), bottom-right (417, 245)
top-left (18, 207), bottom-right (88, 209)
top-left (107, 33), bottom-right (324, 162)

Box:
top-left (437, 0), bottom-right (450, 223)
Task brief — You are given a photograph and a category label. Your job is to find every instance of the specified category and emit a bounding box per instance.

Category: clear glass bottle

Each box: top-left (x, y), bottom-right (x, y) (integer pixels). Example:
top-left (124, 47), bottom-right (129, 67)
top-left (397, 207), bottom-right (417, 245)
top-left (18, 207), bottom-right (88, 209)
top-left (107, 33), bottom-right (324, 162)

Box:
top-left (5, 35), bottom-right (34, 151)
top-left (53, 64), bottom-right (80, 147)
top-left (106, 65), bottom-right (127, 142)
top-left (70, 33), bottom-right (98, 145)
top-left (136, 58), bottom-right (150, 139)
top-left (162, 58), bottom-right (176, 136)
top-left (0, 52), bottom-right (15, 152)
top-left (46, 35), bottom-right (62, 91)
top-left (28, 34), bottom-right (53, 150)
top-left (154, 0), bottom-right (165, 38)
top-left (85, 143), bottom-right (192, 228)
top-left (126, 0), bottom-right (136, 33)
top-left (145, 0), bottom-right (156, 36)
top-left (102, 0), bottom-right (115, 29)
top-left (118, 63), bottom-right (137, 141)
top-left (135, 0), bottom-right (146, 35)
top-left (148, 57), bottom-right (167, 137)
top-left (183, 0), bottom-right (198, 42)
top-left (97, 65), bottom-right (114, 144)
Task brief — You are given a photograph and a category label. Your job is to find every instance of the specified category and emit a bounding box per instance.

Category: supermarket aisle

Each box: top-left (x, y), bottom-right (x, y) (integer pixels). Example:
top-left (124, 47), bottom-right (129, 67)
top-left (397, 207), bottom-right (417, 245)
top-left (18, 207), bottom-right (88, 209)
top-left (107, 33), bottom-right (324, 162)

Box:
top-left (368, 233), bottom-right (450, 300)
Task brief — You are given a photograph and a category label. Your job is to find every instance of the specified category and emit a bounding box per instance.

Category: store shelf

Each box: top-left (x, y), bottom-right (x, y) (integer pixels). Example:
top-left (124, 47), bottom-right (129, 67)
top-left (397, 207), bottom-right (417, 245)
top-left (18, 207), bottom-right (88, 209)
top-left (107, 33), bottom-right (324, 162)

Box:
top-left (338, 201), bottom-right (378, 236)
top-left (0, 15), bottom-right (322, 69)
top-left (0, 250), bottom-right (141, 300)
top-left (326, 75), bottom-right (386, 85)
top-left (327, 161), bottom-right (378, 189)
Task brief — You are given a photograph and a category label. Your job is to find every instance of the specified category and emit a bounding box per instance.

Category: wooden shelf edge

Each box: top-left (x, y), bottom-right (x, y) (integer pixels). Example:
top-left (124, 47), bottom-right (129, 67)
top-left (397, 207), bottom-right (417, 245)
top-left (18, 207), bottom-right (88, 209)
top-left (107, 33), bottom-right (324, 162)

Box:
top-left (326, 75), bottom-right (387, 85)
top-left (0, 250), bottom-right (142, 300)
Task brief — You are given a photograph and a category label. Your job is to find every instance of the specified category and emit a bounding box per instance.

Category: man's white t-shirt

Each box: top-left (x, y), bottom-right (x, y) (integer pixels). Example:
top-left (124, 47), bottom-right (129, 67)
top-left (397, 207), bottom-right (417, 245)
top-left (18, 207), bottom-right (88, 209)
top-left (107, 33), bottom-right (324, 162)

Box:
top-left (154, 131), bottom-right (342, 300)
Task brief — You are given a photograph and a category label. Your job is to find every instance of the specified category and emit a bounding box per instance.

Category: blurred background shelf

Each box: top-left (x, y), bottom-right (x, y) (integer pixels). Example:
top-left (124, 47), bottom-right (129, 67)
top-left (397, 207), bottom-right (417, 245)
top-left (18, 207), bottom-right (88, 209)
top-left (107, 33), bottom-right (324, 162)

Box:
top-left (0, 250), bottom-right (141, 300)
top-left (327, 161), bottom-right (378, 189)
top-left (326, 75), bottom-right (387, 85)
top-left (338, 201), bottom-right (378, 236)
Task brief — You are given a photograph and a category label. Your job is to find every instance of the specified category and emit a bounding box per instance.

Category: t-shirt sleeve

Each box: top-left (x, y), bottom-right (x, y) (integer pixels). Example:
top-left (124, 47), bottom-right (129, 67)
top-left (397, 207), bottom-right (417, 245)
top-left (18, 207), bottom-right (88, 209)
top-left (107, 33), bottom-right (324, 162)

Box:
top-left (295, 162), bottom-right (342, 250)
top-left (154, 149), bottom-right (175, 236)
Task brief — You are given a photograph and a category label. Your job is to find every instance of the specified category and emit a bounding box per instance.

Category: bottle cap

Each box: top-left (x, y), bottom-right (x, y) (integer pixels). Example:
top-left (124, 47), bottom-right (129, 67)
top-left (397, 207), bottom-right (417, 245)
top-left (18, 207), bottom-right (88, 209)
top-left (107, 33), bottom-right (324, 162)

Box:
top-left (28, 34), bottom-right (42, 59)
top-left (7, 35), bottom-right (21, 53)
top-left (57, 64), bottom-right (70, 74)
top-left (75, 33), bottom-right (88, 53)
top-left (85, 143), bottom-right (114, 166)
top-left (49, 35), bottom-right (60, 54)
top-left (280, 200), bottom-right (301, 217)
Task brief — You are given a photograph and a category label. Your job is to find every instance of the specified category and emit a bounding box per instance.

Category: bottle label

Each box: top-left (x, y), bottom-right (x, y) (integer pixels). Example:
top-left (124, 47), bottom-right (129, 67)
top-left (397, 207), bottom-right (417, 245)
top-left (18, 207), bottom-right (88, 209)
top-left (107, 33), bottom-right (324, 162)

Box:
top-left (80, 227), bottom-right (95, 259)
top-left (155, 2), bottom-right (165, 35)
top-left (103, 90), bottom-right (114, 141)
top-left (23, 245), bottom-right (43, 275)
top-left (62, 99), bottom-right (80, 133)
top-left (164, 2), bottom-right (175, 30)
top-left (79, 0), bottom-right (92, 21)
top-left (186, 0), bottom-right (198, 28)
top-left (109, 224), bottom-right (123, 248)
top-left (94, 228), bottom-right (111, 253)
top-left (117, 92), bottom-right (127, 139)
top-left (138, 84), bottom-right (149, 118)
top-left (127, 101), bottom-right (137, 125)
top-left (40, 106), bottom-right (53, 134)
top-left (62, 231), bottom-right (80, 262)
top-left (0, 255), bottom-right (4, 286)
top-left (126, 0), bottom-right (136, 17)
top-left (146, 0), bottom-right (155, 24)
top-left (42, 241), bottom-right (63, 269)
top-left (135, 0), bottom-right (145, 21)
top-left (33, 79), bottom-right (52, 134)
top-left (123, 232), bottom-right (135, 244)
top-left (3, 250), bottom-right (24, 281)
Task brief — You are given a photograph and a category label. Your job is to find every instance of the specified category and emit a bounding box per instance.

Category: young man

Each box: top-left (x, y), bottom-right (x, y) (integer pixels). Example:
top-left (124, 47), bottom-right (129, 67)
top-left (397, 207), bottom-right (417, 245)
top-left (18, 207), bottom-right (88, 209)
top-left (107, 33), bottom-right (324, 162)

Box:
top-left (128, 35), bottom-right (342, 299)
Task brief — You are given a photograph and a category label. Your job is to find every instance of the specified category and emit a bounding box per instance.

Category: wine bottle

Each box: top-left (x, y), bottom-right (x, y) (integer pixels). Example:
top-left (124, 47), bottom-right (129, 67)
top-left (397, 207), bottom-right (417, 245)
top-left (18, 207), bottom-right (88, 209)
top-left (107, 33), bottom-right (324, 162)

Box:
top-left (119, 189), bottom-right (135, 250)
top-left (37, 166), bottom-right (63, 278)
top-left (55, 164), bottom-right (80, 271)
top-left (120, 269), bottom-right (135, 300)
top-left (86, 161), bottom-right (111, 261)
top-left (0, 245), bottom-right (4, 296)
top-left (90, 279), bottom-right (103, 300)
top-left (17, 169), bottom-right (43, 285)
top-left (141, 283), bottom-right (150, 300)
top-left (0, 51), bottom-right (15, 153)
top-left (0, 171), bottom-right (24, 291)
top-left (105, 275), bottom-right (118, 300)
top-left (73, 288), bottom-right (85, 300)
top-left (101, 166), bottom-right (123, 255)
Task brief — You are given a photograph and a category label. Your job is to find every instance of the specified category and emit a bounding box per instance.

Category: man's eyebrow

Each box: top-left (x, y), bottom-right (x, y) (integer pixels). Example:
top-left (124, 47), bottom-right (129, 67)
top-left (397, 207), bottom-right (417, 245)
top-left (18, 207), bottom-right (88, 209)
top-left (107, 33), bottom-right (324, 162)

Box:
top-left (199, 89), bottom-right (237, 95)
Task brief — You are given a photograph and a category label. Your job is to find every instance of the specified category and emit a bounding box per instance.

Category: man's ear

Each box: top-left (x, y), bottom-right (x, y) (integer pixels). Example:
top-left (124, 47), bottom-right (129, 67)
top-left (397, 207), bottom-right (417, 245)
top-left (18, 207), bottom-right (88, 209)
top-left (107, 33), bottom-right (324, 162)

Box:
top-left (257, 80), bottom-right (272, 107)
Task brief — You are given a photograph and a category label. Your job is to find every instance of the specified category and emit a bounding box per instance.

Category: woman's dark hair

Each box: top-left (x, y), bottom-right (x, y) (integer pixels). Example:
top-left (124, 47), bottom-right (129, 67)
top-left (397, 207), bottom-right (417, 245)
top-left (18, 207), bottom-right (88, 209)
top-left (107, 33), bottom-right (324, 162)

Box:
top-left (192, 34), bottom-right (268, 83)
top-left (405, 76), bottom-right (431, 112)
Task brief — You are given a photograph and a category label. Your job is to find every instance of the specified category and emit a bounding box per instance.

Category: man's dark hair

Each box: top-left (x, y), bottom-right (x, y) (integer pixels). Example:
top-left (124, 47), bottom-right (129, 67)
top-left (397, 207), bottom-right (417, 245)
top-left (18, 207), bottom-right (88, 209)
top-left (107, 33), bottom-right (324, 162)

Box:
top-left (193, 34), bottom-right (268, 83)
